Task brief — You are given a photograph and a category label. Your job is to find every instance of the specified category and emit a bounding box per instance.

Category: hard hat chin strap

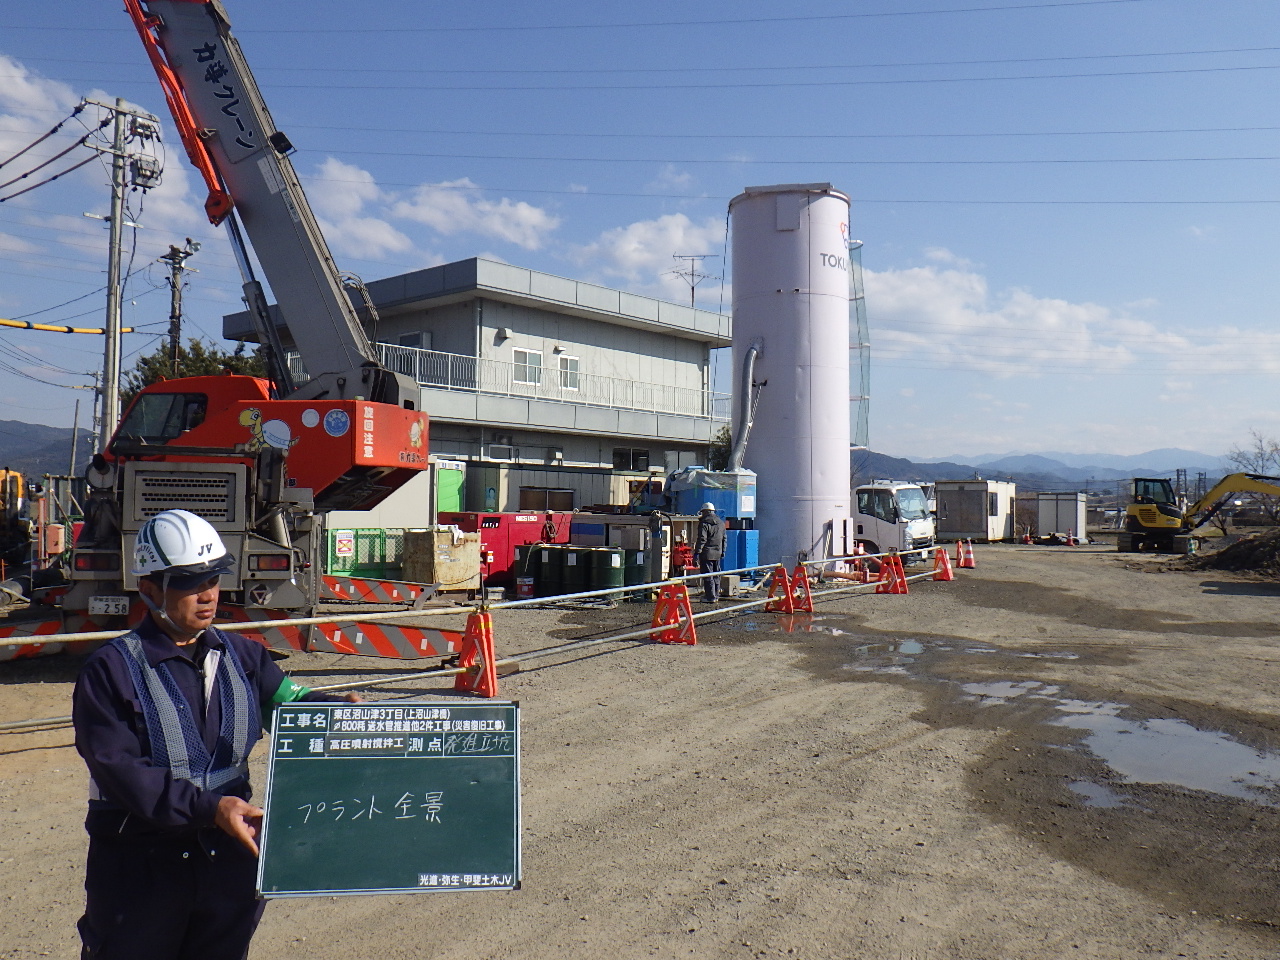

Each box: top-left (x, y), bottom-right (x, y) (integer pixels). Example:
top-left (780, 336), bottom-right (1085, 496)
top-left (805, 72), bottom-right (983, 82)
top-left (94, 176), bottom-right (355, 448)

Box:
top-left (140, 570), bottom-right (206, 645)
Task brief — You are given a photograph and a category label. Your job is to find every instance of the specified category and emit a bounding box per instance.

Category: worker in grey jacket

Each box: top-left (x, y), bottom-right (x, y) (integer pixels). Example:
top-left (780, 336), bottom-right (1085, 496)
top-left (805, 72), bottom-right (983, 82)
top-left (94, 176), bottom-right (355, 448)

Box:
top-left (693, 502), bottom-right (726, 602)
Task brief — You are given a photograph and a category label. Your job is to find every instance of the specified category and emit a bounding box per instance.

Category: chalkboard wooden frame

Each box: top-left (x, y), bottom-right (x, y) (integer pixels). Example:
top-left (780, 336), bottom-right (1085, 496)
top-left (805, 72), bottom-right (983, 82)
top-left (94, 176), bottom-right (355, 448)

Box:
top-left (256, 700), bottom-right (521, 898)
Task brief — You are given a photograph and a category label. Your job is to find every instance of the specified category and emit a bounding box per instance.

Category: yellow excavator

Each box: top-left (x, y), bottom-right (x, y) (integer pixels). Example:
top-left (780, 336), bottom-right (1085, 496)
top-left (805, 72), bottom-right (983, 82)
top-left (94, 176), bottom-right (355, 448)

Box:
top-left (1117, 473), bottom-right (1280, 553)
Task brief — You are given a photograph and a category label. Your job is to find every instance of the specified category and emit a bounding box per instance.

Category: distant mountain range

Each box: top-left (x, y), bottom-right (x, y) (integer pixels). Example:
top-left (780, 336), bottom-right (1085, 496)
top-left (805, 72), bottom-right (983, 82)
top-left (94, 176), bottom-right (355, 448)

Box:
top-left (0, 420), bottom-right (92, 478)
top-left (853, 447), bottom-right (1229, 492)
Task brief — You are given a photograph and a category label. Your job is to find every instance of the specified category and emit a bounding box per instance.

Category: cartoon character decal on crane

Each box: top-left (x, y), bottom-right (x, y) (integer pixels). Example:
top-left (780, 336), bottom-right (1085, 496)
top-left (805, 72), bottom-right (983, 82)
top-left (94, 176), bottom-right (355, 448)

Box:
top-left (239, 408), bottom-right (298, 451)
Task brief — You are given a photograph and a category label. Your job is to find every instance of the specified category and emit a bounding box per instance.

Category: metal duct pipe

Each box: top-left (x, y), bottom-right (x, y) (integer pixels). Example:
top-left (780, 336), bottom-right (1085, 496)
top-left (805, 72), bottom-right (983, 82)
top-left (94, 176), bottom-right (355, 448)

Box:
top-left (728, 339), bottom-right (763, 472)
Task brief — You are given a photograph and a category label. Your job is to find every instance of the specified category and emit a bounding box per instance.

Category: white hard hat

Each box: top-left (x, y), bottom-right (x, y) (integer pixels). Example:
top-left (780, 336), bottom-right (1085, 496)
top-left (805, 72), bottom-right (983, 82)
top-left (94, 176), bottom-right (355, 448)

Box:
top-left (700, 502), bottom-right (716, 512)
top-left (132, 509), bottom-right (235, 586)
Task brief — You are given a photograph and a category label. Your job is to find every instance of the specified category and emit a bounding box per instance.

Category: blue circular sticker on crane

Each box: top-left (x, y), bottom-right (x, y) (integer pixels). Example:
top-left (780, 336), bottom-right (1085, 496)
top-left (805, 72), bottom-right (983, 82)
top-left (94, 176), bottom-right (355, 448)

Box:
top-left (323, 409), bottom-right (350, 437)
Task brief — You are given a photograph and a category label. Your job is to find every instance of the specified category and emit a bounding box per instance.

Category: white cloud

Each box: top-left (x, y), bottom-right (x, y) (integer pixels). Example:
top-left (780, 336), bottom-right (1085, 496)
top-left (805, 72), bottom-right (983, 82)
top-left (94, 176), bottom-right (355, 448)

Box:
top-left (923, 246), bottom-right (975, 268)
top-left (0, 54), bottom-right (77, 121)
top-left (306, 158), bottom-right (412, 260)
top-left (646, 164), bottom-right (695, 193)
top-left (575, 213), bottom-right (725, 301)
top-left (391, 178), bottom-right (559, 251)
top-left (864, 260), bottom-right (1188, 378)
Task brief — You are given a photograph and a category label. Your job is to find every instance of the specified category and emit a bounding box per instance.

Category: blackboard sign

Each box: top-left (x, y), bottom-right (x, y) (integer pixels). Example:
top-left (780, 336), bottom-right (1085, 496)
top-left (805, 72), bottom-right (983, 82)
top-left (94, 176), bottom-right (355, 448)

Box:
top-left (257, 701), bottom-right (520, 898)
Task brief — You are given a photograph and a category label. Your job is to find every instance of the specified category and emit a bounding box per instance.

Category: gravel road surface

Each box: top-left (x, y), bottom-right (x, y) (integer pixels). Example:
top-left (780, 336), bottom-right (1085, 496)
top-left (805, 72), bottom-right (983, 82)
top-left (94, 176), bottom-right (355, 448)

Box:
top-left (3, 542), bottom-right (1279, 959)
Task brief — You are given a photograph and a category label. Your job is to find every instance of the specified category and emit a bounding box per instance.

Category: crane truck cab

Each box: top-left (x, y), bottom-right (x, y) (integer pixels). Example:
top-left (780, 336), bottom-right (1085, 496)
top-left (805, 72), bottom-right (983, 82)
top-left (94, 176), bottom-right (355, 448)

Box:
top-left (852, 480), bottom-right (936, 556)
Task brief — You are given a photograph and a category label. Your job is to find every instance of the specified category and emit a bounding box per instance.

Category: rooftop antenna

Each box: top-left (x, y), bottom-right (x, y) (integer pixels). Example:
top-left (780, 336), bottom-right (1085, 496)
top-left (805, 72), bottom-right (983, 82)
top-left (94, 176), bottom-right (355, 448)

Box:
top-left (670, 254), bottom-right (718, 308)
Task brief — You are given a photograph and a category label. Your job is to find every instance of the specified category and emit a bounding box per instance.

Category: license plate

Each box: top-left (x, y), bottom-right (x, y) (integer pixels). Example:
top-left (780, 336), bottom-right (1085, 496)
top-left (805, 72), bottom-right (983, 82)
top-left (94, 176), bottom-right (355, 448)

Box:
top-left (88, 596), bottom-right (131, 617)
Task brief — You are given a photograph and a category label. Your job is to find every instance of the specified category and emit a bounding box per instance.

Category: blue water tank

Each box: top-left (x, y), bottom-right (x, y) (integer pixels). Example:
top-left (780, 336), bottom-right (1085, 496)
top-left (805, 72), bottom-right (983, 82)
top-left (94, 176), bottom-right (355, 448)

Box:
top-left (724, 529), bottom-right (760, 578)
top-left (668, 468), bottom-right (757, 519)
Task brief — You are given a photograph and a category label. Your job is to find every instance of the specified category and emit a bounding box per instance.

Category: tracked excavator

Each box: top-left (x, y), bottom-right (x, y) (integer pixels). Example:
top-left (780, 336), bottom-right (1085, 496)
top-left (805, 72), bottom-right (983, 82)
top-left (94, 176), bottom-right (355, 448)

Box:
top-left (0, 0), bottom-right (457, 661)
top-left (1117, 473), bottom-right (1280, 553)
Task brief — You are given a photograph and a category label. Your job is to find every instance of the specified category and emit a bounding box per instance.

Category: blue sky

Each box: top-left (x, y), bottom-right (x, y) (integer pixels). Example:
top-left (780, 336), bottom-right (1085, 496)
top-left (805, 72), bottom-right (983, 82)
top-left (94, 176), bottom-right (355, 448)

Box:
top-left (2, 0), bottom-right (1279, 460)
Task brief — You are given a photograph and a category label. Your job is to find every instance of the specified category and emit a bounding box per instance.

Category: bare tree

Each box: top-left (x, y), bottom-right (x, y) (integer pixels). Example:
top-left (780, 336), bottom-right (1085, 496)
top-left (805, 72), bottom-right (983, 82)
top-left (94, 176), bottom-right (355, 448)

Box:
top-left (1226, 430), bottom-right (1280, 524)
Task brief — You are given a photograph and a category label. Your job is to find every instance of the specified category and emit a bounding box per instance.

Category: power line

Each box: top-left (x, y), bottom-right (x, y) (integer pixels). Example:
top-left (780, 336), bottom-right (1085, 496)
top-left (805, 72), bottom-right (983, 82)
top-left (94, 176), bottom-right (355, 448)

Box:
top-left (16, 60), bottom-right (1280, 92)
top-left (0, 154), bottom-right (97, 204)
top-left (16, 42), bottom-right (1280, 77)
top-left (1, 2), bottom-right (1161, 35)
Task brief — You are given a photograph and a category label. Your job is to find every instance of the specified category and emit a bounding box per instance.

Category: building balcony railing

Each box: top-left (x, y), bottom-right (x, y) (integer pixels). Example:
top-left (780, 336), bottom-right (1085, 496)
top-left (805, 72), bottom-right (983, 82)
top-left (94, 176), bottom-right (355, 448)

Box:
top-left (286, 345), bottom-right (731, 421)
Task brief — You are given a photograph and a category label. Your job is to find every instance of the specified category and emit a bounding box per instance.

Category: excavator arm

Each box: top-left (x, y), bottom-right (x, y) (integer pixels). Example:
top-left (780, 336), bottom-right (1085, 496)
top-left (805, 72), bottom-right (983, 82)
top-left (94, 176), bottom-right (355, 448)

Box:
top-left (1185, 472), bottom-right (1280, 531)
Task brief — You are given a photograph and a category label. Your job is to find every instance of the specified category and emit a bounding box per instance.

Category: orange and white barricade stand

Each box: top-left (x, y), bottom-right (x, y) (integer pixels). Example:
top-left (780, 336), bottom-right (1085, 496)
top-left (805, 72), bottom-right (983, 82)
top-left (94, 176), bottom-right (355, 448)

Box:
top-left (790, 565), bottom-right (814, 613)
top-left (958, 539), bottom-right (977, 569)
top-left (764, 565), bottom-right (795, 613)
top-left (932, 546), bottom-right (955, 581)
top-left (875, 554), bottom-right (910, 594)
top-left (453, 610), bottom-right (499, 698)
top-left (652, 581), bottom-right (697, 645)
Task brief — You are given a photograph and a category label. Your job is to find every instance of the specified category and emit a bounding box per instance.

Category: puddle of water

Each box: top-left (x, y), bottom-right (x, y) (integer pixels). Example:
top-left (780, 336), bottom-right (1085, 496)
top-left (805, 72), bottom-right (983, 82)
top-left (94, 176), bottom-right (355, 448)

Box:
top-left (750, 612), bottom-right (1280, 806)
top-left (1068, 780), bottom-right (1128, 809)
top-left (960, 680), bottom-right (1280, 804)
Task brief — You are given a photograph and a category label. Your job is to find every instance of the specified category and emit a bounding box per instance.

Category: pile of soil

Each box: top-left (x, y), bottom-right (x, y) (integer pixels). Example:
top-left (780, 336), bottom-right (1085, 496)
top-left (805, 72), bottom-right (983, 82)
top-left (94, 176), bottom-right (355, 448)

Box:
top-left (1184, 529), bottom-right (1280, 577)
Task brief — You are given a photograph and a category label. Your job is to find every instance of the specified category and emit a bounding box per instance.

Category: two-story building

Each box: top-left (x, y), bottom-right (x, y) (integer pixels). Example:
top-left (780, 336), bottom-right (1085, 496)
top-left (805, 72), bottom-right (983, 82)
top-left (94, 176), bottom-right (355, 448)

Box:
top-left (224, 257), bottom-right (731, 526)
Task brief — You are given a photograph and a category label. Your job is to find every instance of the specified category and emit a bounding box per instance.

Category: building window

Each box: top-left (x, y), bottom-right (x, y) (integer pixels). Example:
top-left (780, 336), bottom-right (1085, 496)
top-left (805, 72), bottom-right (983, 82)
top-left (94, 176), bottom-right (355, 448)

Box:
top-left (613, 448), bottom-right (650, 471)
top-left (559, 355), bottom-right (579, 390)
top-left (514, 349), bottom-right (542, 385)
top-left (519, 487), bottom-right (574, 511)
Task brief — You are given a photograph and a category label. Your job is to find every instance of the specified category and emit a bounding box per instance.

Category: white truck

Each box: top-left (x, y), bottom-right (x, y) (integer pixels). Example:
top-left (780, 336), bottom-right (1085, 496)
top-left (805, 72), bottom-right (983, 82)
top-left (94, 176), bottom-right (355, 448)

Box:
top-left (852, 481), bottom-right (936, 554)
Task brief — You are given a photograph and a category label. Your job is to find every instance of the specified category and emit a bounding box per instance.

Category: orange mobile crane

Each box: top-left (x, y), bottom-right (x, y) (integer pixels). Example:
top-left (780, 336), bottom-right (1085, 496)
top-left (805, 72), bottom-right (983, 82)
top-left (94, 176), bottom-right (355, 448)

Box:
top-left (0, 1), bottom-right (456, 661)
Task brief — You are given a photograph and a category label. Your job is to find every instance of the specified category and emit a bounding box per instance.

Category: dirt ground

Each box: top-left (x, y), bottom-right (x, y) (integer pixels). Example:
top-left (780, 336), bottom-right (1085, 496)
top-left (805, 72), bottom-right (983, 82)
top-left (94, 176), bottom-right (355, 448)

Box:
top-left (4, 542), bottom-right (1280, 959)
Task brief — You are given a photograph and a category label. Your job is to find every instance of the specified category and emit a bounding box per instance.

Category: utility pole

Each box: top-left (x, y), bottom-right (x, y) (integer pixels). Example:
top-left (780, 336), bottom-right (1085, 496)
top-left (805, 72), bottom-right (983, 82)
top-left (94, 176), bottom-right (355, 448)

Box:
top-left (160, 239), bottom-right (200, 376)
top-left (83, 97), bottom-right (161, 450)
top-left (100, 98), bottom-right (128, 450)
top-left (670, 254), bottom-right (718, 308)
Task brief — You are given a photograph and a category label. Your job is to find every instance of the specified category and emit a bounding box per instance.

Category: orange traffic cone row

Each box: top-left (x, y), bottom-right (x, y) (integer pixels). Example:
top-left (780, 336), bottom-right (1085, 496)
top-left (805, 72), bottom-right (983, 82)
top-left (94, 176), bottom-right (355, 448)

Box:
top-left (764, 565), bottom-right (795, 613)
top-left (790, 564), bottom-right (814, 613)
top-left (932, 546), bottom-right (954, 581)
top-left (958, 539), bottom-right (976, 569)
top-left (453, 610), bottom-right (499, 698)
top-left (652, 581), bottom-right (697, 645)
top-left (875, 554), bottom-right (910, 594)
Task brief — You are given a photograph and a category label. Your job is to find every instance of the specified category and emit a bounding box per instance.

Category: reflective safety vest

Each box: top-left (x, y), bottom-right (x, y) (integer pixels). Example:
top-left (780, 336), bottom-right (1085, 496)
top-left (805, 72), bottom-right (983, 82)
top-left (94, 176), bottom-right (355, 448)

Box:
top-left (111, 631), bottom-right (256, 791)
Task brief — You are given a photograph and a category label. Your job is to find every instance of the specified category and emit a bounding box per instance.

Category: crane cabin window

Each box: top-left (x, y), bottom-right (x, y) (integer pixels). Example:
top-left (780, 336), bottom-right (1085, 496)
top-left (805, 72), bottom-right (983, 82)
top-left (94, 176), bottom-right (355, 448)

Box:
top-left (111, 393), bottom-right (208, 450)
top-left (1134, 479), bottom-right (1175, 504)
top-left (513, 349), bottom-right (542, 385)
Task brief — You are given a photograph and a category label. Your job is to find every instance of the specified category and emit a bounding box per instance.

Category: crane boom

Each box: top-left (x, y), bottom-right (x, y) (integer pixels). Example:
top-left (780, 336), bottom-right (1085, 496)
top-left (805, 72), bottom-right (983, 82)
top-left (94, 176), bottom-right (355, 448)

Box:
top-left (127, 0), bottom-right (417, 408)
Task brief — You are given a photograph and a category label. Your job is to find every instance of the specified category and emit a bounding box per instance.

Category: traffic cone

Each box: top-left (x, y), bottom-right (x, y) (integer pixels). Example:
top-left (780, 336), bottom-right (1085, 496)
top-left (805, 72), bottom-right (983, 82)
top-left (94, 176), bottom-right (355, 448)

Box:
top-left (790, 564), bottom-right (814, 613)
top-left (1022, 531), bottom-right (1032, 545)
top-left (453, 610), bottom-right (498, 698)
top-left (876, 554), bottom-right (910, 594)
top-left (651, 581), bottom-right (697, 645)
top-left (958, 540), bottom-right (976, 569)
top-left (954, 540), bottom-right (964, 565)
top-left (764, 565), bottom-right (795, 613)
top-left (932, 546), bottom-right (954, 581)
top-left (1066, 530), bottom-right (1077, 547)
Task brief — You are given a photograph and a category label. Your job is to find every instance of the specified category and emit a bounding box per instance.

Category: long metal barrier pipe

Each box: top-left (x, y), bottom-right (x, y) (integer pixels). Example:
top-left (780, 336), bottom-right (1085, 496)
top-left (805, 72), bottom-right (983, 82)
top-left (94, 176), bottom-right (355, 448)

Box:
top-left (0, 545), bottom-right (954, 729)
top-left (0, 545), bottom-right (939, 648)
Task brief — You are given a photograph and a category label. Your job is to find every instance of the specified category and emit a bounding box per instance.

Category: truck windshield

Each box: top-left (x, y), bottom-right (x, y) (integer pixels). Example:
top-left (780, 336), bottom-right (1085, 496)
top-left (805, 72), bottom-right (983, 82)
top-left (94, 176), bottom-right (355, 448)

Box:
top-left (895, 488), bottom-right (929, 520)
top-left (111, 393), bottom-right (207, 450)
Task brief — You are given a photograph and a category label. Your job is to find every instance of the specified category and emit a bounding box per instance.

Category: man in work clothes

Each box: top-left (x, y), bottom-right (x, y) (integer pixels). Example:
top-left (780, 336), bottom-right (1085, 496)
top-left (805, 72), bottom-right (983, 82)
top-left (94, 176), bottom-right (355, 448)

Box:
top-left (693, 502), bottom-right (726, 602)
top-left (73, 509), bottom-right (355, 960)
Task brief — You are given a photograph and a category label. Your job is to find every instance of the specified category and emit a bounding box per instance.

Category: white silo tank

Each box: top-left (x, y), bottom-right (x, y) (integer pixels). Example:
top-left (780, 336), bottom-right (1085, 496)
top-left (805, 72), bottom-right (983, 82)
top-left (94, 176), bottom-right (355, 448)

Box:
top-left (729, 183), bottom-right (851, 565)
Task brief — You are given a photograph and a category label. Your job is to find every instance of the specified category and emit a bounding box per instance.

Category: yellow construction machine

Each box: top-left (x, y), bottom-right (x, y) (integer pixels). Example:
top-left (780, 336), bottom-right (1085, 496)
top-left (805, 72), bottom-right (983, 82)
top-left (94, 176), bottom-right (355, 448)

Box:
top-left (1117, 473), bottom-right (1280, 553)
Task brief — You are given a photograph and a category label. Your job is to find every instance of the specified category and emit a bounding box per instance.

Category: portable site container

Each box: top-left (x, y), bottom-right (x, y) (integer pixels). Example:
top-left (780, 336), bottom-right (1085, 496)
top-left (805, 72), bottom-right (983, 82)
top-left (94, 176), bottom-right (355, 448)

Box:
top-left (935, 480), bottom-right (1017, 542)
top-left (1037, 492), bottom-right (1087, 538)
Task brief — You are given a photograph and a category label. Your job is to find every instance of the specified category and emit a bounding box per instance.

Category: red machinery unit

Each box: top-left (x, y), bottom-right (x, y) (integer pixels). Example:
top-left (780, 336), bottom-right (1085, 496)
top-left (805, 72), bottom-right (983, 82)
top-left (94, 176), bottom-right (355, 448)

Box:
top-left (439, 512), bottom-right (573, 586)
